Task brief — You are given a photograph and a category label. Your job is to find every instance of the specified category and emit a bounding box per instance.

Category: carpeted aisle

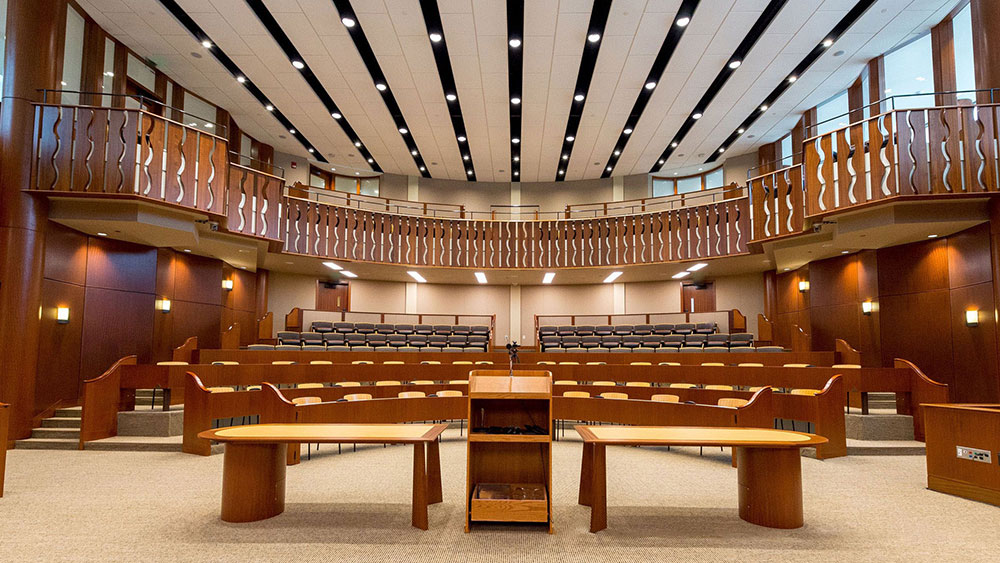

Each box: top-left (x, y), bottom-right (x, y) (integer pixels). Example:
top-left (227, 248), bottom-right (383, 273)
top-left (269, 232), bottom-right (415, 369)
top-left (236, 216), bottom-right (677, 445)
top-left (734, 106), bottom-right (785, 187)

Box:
top-left (1, 429), bottom-right (997, 562)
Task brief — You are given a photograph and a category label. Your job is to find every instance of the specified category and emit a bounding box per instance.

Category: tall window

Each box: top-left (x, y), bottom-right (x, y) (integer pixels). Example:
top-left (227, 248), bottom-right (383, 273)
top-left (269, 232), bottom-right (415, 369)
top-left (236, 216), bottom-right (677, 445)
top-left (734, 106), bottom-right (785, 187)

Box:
top-left (779, 134), bottom-right (793, 167)
top-left (61, 6), bottom-right (86, 105)
top-left (883, 34), bottom-right (934, 109)
top-left (101, 38), bottom-right (116, 106)
top-left (651, 165), bottom-right (724, 197)
top-left (0, 0), bottom-right (8, 97)
top-left (952, 3), bottom-right (975, 103)
top-left (239, 133), bottom-right (253, 166)
top-left (815, 90), bottom-right (849, 135)
top-left (182, 92), bottom-right (218, 133)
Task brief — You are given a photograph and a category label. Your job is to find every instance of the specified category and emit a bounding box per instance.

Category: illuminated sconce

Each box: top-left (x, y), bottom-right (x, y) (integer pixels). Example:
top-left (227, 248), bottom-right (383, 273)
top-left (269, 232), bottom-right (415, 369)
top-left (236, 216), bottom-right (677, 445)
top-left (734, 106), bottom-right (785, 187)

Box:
top-left (56, 307), bottom-right (70, 324)
top-left (861, 300), bottom-right (873, 315)
top-left (221, 279), bottom-right (234, 290)
top-left (798, 280), bottom-right (810, 292)
top-left (155, 298), bottom-right (172, 313)
top-left (965, 309), bottom-right (979, 327)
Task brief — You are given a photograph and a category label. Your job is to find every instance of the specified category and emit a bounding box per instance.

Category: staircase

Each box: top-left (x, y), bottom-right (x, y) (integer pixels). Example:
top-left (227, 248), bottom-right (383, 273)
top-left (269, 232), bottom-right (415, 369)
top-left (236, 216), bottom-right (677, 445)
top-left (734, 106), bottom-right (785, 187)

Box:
top-left (844, 392), bottom-right (925, 456)
top-left (15, 407), bottom-right (82, 450)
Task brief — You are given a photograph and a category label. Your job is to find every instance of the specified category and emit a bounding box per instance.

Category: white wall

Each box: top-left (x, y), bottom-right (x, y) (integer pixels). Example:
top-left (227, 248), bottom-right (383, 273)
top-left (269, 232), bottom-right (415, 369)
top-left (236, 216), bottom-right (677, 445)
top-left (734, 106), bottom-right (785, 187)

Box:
top-left (273, 150), bottom-right (309, 186)
top-left (268, 271), bottom-right (316, 334)
top-left (715, 272), bottom-right (765, 335)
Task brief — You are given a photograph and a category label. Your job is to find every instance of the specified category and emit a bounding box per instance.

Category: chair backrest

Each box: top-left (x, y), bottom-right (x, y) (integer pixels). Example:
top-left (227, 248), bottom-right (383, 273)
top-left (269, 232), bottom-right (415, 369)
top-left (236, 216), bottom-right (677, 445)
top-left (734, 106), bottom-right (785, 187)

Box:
top-left (536, 361), bottom-right (556, 365)
top-left (658, 361), bottom-right (681, 366)
top-left (334, 322), bottom-right (355, 332)
top-left (437, 390), bottom-right (463, 397)
top-left (651, 394), bottom-right (680, 403)
top-left (337, 381), bottom-right (361, 387)
top-left (420, 360), bottom-right (441, 365)
top-left (557, 361), bottom-right (580, 365)
top-left (831, 364), bottom-right (861, 369)
top-left (575, 325), bottom-right (596, 335)
top-left (411, 379), bottom-right (435, 385)
top-left (395, 324), bottom-right (415, 334)
top-left (653, 324), bottom-right (674, 334)
top-left (613, 325), bottom-right (634, 335)
top-left (600, 392), bottom-right (629, 400)
top-left (383, 360), bottom-right (404, 365)
top-left (625, 381), bottom-right (651, 387)
top-left (630, 361), bottom-right (652, 366)
top-left (783, 363), bottom-right (810, 368)
top-left (398, 391), bottom-right (426, 398)
top-left (633, 324), bottom-right (653, 335)
top-left (790, 388), bottom-right (821, 396)
top-left (475, 360), bottom-right (493, 365)
top-left (564, 391), bottom-right (590, 398)
top-left (448, 379), bottom-right (469, 384)
top-left (718, 398), bottom-right (749, 408)
top-left (538, 325), bottom-right (558, 336)
top-left (292, 396), bottom-right (321, 405)
top-left (557, 325), bottom-right (576, 336)
top-left (553, 380), bottom-right (577, 385)
top-left (309, 360), bottom-right (333, 365)
top-left (375, 323), bottom-right (395, 334)
top-left (271, 360), bottom-right (296, 365)
top-left (453, 360), bottom-right (473, 365)
top-left (311, 321), bottom-right (333, 332)
top-left (355, 322), bottom-right (376, 333)
top-left (669, 383), bottom-right (697, 389)
top-left (300, 332), bottom-right (324, 344)
top-left (207, 386), bottom-right (235, 393)
top-left (351, 360), bottom-right (373, 365)
top-left (296, 383), bottom-right (325, 389)
top-left (156, 361), bottom-right (189, 366)
top-left (247, 344), bottom-right (274, 350)
top-left (700, 362), bottom-right (725, 367)
top-left (705, 384), bottom-right (734, 390)
top-left (585, 361), bottom-right (606, 365)
top-left (212, 361), bottom-right (239, 366)
top-left (375, 380), bottom-right (402, 386)
top-left (738, 363), bottom-right (764, 367)
top-left (433, 324), bottom-right (453, 334)
top-left (593, 380), bottom-right (616, 386)
top-left (344, 393), bottom-right (372, 401)
top-left (729, 346), bottom-right (755, 353)
top-left (756, 346), bottom-right (785, 353)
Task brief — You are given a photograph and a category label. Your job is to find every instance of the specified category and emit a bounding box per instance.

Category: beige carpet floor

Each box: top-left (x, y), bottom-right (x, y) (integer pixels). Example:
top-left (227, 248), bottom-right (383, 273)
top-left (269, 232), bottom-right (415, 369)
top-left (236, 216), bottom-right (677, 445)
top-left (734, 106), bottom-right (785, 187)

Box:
top-left (2, 429), bottom-right (998, 562)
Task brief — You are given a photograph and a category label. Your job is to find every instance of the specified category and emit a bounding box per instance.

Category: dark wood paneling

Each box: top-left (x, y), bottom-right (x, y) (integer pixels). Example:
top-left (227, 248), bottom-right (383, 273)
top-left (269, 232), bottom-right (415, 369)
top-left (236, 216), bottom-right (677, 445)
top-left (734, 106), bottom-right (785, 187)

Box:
top-left (807, 254), bottom-right (858, 307)
top-left (856, 250), bottom-right (881, 367)
top-left (316, 282), bottom-right (350, 312)
top-left (34, 279), bottom-right (85, 410)
top-left (877, 238), bottom-right (950, 296)
top-left (85, 236), bottom-right (157, 293)
top-left (170, 301), bottom-right (222, 350)
top-left (810, 303), bottom-right (861, 353)
top-left (949, 282), bottom-right (1000, 402)
top-left (42, 222), bottom-right (88, 286)
top-left (931, 17), bottom-right (958, 106)
top-left (948, 222), bottom-right (992, 288)
top-left (80, 287), bottom-right (155, 382)
top-left (879, 289), bottom-right (954, 389)
top-left (172, 252), bottom-right (223, 306)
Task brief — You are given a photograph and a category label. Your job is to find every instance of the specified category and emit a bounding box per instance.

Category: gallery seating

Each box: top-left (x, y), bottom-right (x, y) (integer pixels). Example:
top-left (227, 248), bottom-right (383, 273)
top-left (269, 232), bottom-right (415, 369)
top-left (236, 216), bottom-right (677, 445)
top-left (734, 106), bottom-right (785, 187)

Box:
top-left (256, 323), bottom-right (491, 352)
top-left (539, 324), bottom-right (757, 352)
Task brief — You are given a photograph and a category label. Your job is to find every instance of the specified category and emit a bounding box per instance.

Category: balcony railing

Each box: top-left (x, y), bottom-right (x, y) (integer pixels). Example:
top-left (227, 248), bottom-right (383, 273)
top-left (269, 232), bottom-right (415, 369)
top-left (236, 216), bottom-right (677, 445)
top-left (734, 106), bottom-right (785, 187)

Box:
top-left (749, 164), bottom-right (803, 242)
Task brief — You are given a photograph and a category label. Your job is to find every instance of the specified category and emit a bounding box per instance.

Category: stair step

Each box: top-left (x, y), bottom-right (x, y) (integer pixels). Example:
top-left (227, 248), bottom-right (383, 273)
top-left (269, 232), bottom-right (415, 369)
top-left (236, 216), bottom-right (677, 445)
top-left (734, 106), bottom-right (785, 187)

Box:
top-left (846, 439), bottom-right (925, 456)
top-left (846, 413), bottom-right (914, 441)
top-left (54, 407), bottom-right (82, 418)
top-left (83, 436), bottom-right (222, 454)
top-left (41, 417), bottom-right (82, 429)
top-left (15, 438), bottom-right (79, 450)
top-left (30, 428), bottom-right (81, 440)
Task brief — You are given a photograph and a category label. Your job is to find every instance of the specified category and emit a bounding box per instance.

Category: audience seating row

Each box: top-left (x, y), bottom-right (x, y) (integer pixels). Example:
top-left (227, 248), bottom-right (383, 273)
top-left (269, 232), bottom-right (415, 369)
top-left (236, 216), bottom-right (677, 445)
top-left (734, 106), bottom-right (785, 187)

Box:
top-left (309, 322), bottom-right (490, 336)
top-left (539, 332), bottom-right (752, 352)
top-left (268, 330), bottom-right (490, 351)
top-left (538, 323), bottom-right (717, 337)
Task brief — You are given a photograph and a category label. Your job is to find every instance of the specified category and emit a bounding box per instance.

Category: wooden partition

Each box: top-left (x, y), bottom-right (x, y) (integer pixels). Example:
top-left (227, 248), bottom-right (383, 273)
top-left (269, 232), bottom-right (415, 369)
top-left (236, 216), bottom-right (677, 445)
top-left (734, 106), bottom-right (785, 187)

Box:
top-left (1, 402), bottom-right (9, 497)
top-left (925, 403), bottom-right (1000, 506)
top-left (226, 164), bottom-right (282, 240)
top-left (78, 355), bottom-right (138, 447)
top-left (257, 312), bottom-right (273, 341)
top-left (749, 164), bottom-right (804, 241)
top-left (220, 323), bottom-right (240, 350)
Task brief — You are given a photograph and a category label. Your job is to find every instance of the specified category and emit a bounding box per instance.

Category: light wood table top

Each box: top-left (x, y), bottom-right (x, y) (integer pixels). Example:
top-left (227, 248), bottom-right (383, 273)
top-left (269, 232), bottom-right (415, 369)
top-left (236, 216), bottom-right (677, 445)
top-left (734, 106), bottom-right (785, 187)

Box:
top-left (199, 423), bottom-right (446, 444)
top-left (576, 425), bottom-right (827, 448)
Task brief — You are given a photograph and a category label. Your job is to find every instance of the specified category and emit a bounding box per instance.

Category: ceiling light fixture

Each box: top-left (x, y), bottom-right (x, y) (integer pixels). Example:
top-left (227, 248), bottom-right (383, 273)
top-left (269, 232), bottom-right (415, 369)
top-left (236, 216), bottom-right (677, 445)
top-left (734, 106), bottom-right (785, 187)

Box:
top-left (474, 272), bottom-right (487, 284)
top-left (509, 38), bottom-right (521, 48)
top-left (606, 166), bottom-right (612, 171)
top-left (446, 93), bottom-right (457, 101)
top-left (429, 32), bottom-right (442, 42)
top-left (728, 60), bottom-right (741, 69)
top-left (342, 17), bottom-right (356, 28)
top-left (719, 147), bottom-right (725, 153)
top-left (588, 33), bottom-right (601, 43)
top-left (566, 136), bottom-right (574, 142)
top-left (671, 271), bottom-right (691, 279)
top-left (574, 93), bottom-right (585, 101)
top-left (332, 112), bottom-right (342, 119)
top-left (289, 129), bottom-right (296, 134)
top-left (340, 270), bottom-right (358, 278)
top-left (407, 271), bottom-right (427, 283)
top-left (512, 138), bottom-right (520, 144)
top-left (760, 104), bottom-right (768, 111)
top-left (623, 128), bottom-right (632, 134)
top-left (822, 38), bottom-right (833, 48)
top-left (558, 169), bottom-right (565, 175)
top-left (96, 232), bottom-right (108, 237)
top-left (201, 40), bottom-right (212, 48)
top-left (457, 136), bottom-right (466, 142)
top-left (376, 83), bottom-right (387, 91)
top-left (613, 150), bottom-right (621, 156)
top-left (412, 150), bottom-right (419, 155)
top-left (542, 272), bottom-right (555, 284)
top-left (562, 154), bottom-right (568, 160)
top-left (236, 76), bottom-right (246, 83)
top-left (511, 96), bottom-right (521, 105)
top-left (513, 156), bottom-right (520, 161)
top-left (463, 155), bottom-right (469, 160)
top-left (265, 105), bottom-right (274, 111)
top-left (692, 113), bottom-right (702, 120)
top-left (398, 127), bottom-right (408, 134)
top-left (671, 141), bottom-right (678, 148)
top-left (787, 75), bottom-right (797, 82)
top-left (676, 16), bottom-right (690, 27)
top-left (467, 169), bottom-right (473, 175)
top-left (687, 262), bottom-right (708, 272)
top-left (603, 271), bottom-right (623, 283)
top-left (292, 60), bottom-right (305, 69)
top-left (737, 128), bottom-right (745, 134)
top-left (367, 158), bottom-right (373, 163)
top-left (419, 166), bottom-right (426, 171)
top-left (645, 81), bottom-right (656, 90)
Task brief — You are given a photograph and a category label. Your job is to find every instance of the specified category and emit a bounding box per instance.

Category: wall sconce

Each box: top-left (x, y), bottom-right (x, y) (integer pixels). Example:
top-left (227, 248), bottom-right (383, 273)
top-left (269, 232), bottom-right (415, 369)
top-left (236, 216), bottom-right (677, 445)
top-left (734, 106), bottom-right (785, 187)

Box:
top-left (221, 279), bottom-right (234, 290)
top-left (56, 307), bottom-right (70, 324)
top-left (966, 309), bottom-right (979, 327)
top-left (155, 298), bottom-right (172, 313)
top-left (798, 280), bottom-right (810, 292)
top-left (861, 300), bottom-right (873, 315)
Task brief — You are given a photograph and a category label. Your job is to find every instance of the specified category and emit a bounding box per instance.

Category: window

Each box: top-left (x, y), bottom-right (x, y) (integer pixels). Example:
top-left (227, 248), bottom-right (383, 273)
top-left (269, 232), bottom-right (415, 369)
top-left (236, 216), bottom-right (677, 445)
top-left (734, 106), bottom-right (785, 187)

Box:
top-left (182, 92), bottom-right (218, 133)
top-left (815, 90), bottom-right (850, 135)
top-left (651, 165), bottom-right (724, 197)
top-left (0, 0), bottom-right (8, 97)
top-left (779, 135), bottom-right (793, 167)
top-left (309, 166), bottom-right (331, 189)
top-left (953, 3), bottom-right (975, 103)
top-left (883, 34), bottom-right (934, 109)
top-left (61, 6), bottom-right (86, 105)
top-left (239, 134), bottom-right (252, 167)
top-left (359, 177), bottom-right (379, 196)
top-left (705, 167), bottom-right (724, 189)
top-left (101, 38), bottom-right (116, 106)
top-left (652, 177), bottom-right (672, 197)
top-left (335, 175), bottom-right (358, 194)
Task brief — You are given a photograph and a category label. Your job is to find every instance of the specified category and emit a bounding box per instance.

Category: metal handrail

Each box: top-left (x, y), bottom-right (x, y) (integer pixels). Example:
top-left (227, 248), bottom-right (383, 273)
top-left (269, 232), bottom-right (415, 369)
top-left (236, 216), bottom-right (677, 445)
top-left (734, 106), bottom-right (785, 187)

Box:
top-left (37, 89), bottom-right (229, 134)
top-left (228, 152), bottom-right (285, 178)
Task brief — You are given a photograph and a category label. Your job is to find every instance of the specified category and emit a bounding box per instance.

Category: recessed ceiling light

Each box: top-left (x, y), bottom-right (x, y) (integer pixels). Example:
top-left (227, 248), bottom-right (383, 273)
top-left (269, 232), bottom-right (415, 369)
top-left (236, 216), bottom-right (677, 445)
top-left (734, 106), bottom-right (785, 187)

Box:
top-left (511, 96), bottom-right (521, 105)
top-left (183, 249), bottom-right (191, 253)
top-left (542, 272), bottom-right (555, 284)
top-left (613, 150), bottom-right (621, 156)
top-left (331, 167), bottom-right (336, 171)
top-left (201, 40), bottom-right (212, 48)
top-left (671, 271), bottom-right (691, 279)
top-left (512, 138), bottom-right (520, 144)
top-left (467, 169), bottom-right (473, 175)
top-left (236, 76), bottom-right (246, 83)
top-left (354, 141), bottom-right (362, 147)
top-left (446, 93), bottom-right (457, 102)
top-left (429, 32), bottom-right (442, 42)
top-left (566, 136), bottom-right (574, 142)
top-left (340, 270), bottom-right (358, 278)
top-left (760, 104), bottom-right (768, 111)
top-left (787, 75), bottom-right (797, 83)
top-left (687, 262), bottom-right (708, 272)
top-left (96, 232), bottom-right (108, 237)
top-left (355, 172), bottom-right (359, 175)
top-left (412, 150), bottom-right (419, 156)
top-left (658, 159), bottom-right (664, 164)
top-left (822, 38), bottom-right (833, 47)
top-left (574, 93), bottom-right (585, 101)
top-left (562, 154), bottom-right (568, 160)
top-left (603, 271), bottom-right (623, 283)
top-left (737, 128), bottom-right (745, 134)
top-left (289, 128), bottom-right (296, 134)
top-left (407, 271), bottom-right (427, 283)
top-left (928, 234), bottom-right (938, 238)
top-left (513, 171), bottom-right (519, 176)
top-left (367, 158), bottom-right (373, 163)
top-left (728, 60), bottom-right (741, 69)
top-left (457, 135), bottom-right (466, 142)
top-left (323, 261), bottom-right (343, 270)
top-left (645, 81), bottom-right (656, 90)
top-left (509, 38), bottom-right (521, 48)
top-left (718, 148), bottom-right (725, 153)
top-left (841, 250), bottom-right (849, 254)
top-left (332, 112), bottom-right (342, 119)
top-left (462, 154), bottom-right (469, 160)
top-left (671, 142), bottom-right (678, 148)
top-left (419, 166), bottom-right (426, 171)
top-left (606, 166), bottom-right (612, 171)
top-left (623, 128), bottom-right (632, 135)
top-left (265, 105), bottom-right (274, 111)
top-left (342, 17), bottom-right (356, 27)
top-left (376, 83), bottom-right (387, 91)
top-left (513, 156), bottom-right (520, 161)
top-left (292, 60), bottom-right (305, 69)
top-left (783, 268), bottom-right (790, 271)
top-left (474, 272), bottom-right (487, 284)
top-left (308, 148), bottom-right (315, 153)
top-left (398, 127), bottom-right (408, 134)
top-left (675, 16), bottom-right (690, 27)
top-left (588, 33), bottom-right (601, 43)
top-left (692, 113), bottom-right (702, 120)
top-left (558, 169), bottom-right (564, 175)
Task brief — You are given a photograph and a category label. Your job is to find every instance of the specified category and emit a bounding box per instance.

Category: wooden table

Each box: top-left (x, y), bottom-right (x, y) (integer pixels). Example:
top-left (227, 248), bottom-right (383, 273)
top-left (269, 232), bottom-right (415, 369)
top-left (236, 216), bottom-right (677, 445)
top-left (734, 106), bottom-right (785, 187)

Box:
top-left (198, 423), bottom-right (447, 529)
top-left (574, 425), bottom-right (827, 532)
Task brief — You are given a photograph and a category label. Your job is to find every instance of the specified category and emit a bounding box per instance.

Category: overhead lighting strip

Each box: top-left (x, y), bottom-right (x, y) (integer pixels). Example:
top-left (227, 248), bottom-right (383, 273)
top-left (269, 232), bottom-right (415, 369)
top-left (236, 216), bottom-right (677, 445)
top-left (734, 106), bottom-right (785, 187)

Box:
top-left (507, 0), bottom-right (524, 180)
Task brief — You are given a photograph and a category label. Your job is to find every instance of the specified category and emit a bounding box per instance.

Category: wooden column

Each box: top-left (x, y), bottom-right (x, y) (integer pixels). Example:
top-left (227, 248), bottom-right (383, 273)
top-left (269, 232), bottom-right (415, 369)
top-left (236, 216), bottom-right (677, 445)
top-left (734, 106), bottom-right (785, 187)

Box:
top-left (971, 0), bottom-right (1000, 103)
top-left (931, 17), bottom-right (957, 106)
top-left (0, 0), bottom-right (67, 440)
top-left (987, 198), bottom-right (1000, 401)
top-left (867, 57), bottom-right (886, 112)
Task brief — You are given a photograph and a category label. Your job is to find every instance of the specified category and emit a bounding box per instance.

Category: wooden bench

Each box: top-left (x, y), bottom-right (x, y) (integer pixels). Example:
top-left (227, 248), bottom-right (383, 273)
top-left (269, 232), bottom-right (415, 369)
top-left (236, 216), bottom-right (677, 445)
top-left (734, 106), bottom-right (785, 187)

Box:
top-left (198, 423), bottom-right (447, 529)
top-left (575, 425), bottom-right (827, 532)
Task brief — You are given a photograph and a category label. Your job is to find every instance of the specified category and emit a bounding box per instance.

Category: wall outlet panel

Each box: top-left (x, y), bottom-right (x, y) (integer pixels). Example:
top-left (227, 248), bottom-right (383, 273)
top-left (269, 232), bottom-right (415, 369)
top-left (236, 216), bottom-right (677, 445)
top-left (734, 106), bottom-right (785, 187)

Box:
top-left (956, 446), bottom-right (992, 464)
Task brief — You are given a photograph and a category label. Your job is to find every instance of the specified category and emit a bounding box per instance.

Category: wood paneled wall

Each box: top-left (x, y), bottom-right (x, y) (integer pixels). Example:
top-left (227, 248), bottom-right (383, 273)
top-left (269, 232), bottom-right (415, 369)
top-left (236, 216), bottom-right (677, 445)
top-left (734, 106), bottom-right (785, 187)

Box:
top-left (33, 223), bottom-right (259, 413)
top-left (773, 223), bottom-right (1000, 402)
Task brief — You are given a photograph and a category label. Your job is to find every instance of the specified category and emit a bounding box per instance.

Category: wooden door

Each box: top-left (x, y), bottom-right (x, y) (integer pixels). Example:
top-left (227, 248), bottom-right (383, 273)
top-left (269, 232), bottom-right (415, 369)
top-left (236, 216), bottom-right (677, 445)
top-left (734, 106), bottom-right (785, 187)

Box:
top-left (682, 282), bottom-right (715, 313)
top-left (316, 282), bottom-right (350, 312)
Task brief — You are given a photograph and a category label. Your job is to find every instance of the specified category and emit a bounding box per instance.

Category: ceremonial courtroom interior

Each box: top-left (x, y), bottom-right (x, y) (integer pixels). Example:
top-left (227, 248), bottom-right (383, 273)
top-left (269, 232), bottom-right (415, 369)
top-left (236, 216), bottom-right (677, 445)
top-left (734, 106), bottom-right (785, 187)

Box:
top-left (2, 0), bottom-right (1000, 560)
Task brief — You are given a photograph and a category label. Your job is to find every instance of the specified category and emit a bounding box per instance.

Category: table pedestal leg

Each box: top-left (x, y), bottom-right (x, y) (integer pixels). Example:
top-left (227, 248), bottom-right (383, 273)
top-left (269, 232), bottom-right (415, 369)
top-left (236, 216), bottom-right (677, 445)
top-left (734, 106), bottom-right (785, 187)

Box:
top-left (579, 442), bottom-right (593, 506)
top-left (427, 439), bottom-right (443, 505)
top-left (736, 447), bottom-right (803, 529)
top-left (589, 444), bottom-right (607, 533)
top-left (412, 442), bottom-right (429, 530)
top-left (221, 443), bottom-right (286, 523)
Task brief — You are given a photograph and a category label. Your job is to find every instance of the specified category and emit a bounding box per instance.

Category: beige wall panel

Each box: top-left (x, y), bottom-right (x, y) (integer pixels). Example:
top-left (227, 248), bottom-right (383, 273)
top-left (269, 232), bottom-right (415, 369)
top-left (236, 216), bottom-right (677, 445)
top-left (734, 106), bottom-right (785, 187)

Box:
top-left (348, 279), bottom-right (406, 313)
top-left (716, 272), bottom-right (766, 335)
top-left (521, 284), bottom-right (615, 345)
top-left (268, 271), bottom-right (317, 333)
